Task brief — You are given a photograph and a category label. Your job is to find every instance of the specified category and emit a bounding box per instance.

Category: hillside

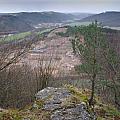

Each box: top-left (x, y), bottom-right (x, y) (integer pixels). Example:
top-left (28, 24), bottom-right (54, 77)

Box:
top-left (71, 12), bottom-right (94, 20)
top-left (0, 12), bottom-right (94, 32)
top-left (0, 25), bottom-right (120, 120)
top-left (15, 12), bottom-right (75, 25)
top-left (0, 15), bottom-right (33, 32)
top-left (0, 12), bottom-right (74, 32)
top-left (79, 11), bottom-right (120, 27)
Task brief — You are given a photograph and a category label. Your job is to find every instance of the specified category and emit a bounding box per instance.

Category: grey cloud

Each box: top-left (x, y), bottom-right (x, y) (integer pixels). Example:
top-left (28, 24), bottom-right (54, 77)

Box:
top-left (0, 0), bottom-right (119, 13)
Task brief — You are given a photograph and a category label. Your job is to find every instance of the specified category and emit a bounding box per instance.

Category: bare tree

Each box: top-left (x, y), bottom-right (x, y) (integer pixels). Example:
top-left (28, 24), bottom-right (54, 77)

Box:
top-left (0, 39), bottom-right (32, 72)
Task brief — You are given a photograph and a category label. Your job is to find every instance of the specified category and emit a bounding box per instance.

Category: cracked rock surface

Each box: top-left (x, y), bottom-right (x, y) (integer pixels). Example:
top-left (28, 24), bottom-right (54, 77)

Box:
top-left (35, 87), bottom-right (92, 120)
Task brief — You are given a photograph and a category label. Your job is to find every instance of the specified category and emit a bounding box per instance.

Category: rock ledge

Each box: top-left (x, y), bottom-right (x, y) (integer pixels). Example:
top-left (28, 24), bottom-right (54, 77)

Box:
top-left (35, 87), bottom-right (92, 120)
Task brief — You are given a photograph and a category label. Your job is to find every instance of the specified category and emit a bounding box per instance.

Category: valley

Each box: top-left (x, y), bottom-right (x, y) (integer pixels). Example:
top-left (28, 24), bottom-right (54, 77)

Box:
top-left (0, 10), bottom-right (120, 120)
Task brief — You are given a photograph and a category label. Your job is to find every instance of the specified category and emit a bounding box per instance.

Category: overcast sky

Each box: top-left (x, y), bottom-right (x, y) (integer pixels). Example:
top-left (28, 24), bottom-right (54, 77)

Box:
top-left (0, 0), bottom-right (120, 13)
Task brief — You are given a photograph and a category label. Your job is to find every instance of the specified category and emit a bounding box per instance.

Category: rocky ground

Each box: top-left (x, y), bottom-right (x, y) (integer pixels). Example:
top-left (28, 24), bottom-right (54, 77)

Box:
top-left (0, 86), bottom-right (120, 120)
top-left (35, 87), bottom-right (93, 120)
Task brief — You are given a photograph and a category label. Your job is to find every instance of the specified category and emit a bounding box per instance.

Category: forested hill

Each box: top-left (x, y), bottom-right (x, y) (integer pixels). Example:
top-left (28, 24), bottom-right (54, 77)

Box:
top-left (79, 11), bottom-right (120, 27)
top-left (15, 12), bottom-right (75, 24)
top-left (0, 15), bottom-right (33, 32)
top-left (1, 11), bottom-right (120, 32)
top-left (0, 12), bottom-right (75, 32)
top-left (0, 11), bottom-right (94, 32)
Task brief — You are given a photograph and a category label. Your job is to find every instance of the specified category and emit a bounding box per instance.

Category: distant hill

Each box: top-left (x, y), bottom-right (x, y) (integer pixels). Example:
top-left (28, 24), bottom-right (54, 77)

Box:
top-left (0, 12), bottom-right (76, 32)
top-left (14, 12), bottom-right (75, 25)
top-left (79, 11), bottom-right (120, 27)
top-left (0, 15), bottom-right (33, 32)
top-left (0, 11), bottom-right (94, 32)
top-left (70, 13), bottom-right (94, 20)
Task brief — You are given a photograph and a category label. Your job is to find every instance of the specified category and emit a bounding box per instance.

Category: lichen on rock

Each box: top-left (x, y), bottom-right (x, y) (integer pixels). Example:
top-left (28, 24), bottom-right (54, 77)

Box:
top-left (35, 87), bottom-right (93, 120)
top-left (1, 86), bottom-right (119, 120)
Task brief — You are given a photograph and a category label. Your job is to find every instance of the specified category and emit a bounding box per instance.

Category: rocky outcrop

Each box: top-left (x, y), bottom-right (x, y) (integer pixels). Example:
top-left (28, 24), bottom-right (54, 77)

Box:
top-left (35, 87), bottom-right (93, 120)
top-left (1, 87), bottom-right (119, 120)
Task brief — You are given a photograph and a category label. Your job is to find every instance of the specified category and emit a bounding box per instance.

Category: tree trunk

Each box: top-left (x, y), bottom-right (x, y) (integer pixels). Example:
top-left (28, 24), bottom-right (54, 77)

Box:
top-left (89, 73), bottom-right (96, 106)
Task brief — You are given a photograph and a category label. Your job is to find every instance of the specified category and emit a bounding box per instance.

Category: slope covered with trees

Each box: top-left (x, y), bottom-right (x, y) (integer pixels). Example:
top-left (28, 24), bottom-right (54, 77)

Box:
top-left (79, 11), bottom-right (120, 27)
top-left (0, 12), bottom-right (94, 32)
top-left (16, 12), bottom-right (75, 25)
top-left (67, 22), bottom-right (120, 109)
top-left (0, 15), bottom-right (33, 32)
top-left (0, 12), bottom-right (75, 32)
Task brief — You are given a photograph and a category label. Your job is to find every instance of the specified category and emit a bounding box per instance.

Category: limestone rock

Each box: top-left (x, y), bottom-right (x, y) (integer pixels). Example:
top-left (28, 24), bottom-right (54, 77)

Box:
top-left (35, 87), bottom-right (93, 120)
